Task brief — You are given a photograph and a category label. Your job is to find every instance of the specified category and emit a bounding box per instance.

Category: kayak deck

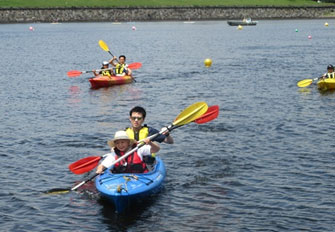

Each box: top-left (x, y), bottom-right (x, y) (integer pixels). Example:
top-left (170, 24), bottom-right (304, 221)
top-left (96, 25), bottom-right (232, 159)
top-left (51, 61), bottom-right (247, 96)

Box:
top-left (95, 156), bottom-right (166, 213)
top-left (89, 75), bottom-right (133, 89)
top-left (317, 78), bottom-right (335, 91)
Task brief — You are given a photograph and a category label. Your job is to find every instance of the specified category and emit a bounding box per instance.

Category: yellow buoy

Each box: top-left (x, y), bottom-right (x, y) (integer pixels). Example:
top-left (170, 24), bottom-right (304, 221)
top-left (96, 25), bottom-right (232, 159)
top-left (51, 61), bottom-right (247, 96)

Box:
top-left (237, 25), bottom-right (243, 30)
top-left (204, 58), bottom-right (212, 68)
top-left (325, 22), bottom-right (329, 27)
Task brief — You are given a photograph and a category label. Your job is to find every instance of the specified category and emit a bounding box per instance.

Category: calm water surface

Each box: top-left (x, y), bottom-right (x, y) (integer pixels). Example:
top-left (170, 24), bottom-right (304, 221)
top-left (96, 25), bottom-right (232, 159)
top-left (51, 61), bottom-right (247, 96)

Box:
top-left (1, 20), bottom-right (335, 231)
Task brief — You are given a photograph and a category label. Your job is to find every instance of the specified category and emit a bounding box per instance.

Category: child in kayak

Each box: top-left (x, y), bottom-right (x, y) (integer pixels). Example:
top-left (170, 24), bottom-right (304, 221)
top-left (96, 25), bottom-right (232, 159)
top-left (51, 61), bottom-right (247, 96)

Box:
top-left (96, 130), bottom-right (160, 174)
top-left (93, 61), bottom-right (114, 77)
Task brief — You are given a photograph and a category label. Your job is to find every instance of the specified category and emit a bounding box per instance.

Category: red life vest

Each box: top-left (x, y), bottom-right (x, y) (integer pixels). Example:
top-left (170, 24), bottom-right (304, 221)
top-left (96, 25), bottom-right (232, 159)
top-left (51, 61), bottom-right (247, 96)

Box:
top-left (112, 147), bottom-right (148, 173)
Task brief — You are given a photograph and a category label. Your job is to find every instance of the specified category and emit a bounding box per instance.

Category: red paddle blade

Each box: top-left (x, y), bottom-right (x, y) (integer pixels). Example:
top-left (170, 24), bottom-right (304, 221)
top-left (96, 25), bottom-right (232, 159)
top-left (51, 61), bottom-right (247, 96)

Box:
top-left (128, 62), bottom-right (142, 70)
top-left (68, 156), bottom-right (102, 175)
top-left (195, 105), bottom-right (219, 124)
top-left (67, 70), bottom-right (82, 78)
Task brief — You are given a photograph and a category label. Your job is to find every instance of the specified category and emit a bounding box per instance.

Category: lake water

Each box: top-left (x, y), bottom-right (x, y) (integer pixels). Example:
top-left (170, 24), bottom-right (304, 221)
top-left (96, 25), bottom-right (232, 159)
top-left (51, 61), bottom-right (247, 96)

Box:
top-left (1, 19), bottom-right (335, 231)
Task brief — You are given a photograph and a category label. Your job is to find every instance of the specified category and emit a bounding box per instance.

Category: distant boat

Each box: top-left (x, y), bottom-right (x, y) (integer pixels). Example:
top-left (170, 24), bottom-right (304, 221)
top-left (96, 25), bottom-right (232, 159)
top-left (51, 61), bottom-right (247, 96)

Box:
top-left (227, 18), bottom-right (257, 26)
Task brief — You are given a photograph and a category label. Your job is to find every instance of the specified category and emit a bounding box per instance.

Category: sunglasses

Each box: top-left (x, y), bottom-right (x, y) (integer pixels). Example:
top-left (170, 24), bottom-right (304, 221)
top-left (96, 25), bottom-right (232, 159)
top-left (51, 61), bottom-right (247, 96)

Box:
top-left (131, 116), bottom-right (143, 121)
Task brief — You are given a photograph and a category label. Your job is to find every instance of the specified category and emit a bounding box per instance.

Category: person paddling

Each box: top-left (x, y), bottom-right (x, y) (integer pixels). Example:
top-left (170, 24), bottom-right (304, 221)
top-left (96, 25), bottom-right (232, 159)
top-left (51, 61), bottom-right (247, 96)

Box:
top-left (96, 131), bottom-right (160, 174)
top-left (93, 61), bottom-right (114, 77)
top-left (110, 55), bottom-right (132, 76)
top-left (125, 106), bottom-right (173, 165)
top-left (126, 106), bottom-right (174, 144)
top-left (321, 64), bottom-right (335, 79)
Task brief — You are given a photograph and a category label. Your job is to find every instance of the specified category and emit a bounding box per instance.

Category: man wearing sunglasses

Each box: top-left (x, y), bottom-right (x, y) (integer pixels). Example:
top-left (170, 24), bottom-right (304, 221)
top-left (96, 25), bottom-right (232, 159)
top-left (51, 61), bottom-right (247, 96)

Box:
top-left (126, 106), bottom-right (174, 144)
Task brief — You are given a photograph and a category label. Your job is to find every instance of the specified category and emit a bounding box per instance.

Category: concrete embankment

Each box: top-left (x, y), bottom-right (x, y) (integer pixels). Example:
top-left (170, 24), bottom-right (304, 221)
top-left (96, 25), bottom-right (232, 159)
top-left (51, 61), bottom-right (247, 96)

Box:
top-left (1, 6), bottom-right (335, 23)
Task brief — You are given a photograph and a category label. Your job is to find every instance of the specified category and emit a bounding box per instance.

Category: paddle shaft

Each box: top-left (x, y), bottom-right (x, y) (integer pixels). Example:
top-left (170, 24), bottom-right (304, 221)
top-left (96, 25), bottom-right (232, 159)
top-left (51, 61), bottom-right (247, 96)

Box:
top-left (85, 68), bottom-right (113, 74)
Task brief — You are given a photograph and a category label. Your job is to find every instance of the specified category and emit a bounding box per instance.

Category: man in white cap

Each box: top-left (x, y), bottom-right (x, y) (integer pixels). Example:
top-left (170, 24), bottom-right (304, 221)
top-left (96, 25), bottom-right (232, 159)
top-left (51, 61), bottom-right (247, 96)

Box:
top-left (96, 131), bottom-right (160, 174)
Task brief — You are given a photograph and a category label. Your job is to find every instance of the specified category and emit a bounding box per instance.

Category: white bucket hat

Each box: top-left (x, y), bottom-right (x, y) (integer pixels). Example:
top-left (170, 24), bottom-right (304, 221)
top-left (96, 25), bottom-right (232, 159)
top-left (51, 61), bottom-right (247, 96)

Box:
top-left (107, 130), bottom-right (135, 148)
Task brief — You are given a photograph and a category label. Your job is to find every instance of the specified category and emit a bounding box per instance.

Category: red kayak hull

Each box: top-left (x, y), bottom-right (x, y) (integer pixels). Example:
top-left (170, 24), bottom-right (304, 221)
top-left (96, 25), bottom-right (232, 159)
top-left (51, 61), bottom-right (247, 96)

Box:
top-left (89, 75), bottom-right (133, 89)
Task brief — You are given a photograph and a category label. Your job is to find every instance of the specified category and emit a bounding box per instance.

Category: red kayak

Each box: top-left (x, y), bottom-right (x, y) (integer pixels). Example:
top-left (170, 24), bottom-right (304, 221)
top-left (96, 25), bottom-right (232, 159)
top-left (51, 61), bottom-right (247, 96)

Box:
top-left (89, 75), bottom-right (133, 89)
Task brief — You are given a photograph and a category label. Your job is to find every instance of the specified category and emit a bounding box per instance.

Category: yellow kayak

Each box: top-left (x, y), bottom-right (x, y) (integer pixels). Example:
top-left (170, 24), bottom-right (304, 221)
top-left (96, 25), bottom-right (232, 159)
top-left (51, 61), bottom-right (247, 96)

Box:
top-left (317, 78), bottom-right (335, 91)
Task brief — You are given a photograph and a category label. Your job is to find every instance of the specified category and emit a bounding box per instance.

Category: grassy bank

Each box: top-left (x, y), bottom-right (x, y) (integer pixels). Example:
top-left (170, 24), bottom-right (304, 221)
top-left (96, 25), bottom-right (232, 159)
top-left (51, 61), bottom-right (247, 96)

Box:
top-left (0, 0), bottom-right (334, 8)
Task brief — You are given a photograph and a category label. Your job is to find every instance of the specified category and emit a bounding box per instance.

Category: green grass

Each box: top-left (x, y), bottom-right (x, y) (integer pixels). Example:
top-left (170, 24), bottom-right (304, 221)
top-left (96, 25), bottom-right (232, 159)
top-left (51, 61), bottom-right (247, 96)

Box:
top-left (0, 0), bottom-right (333, 8)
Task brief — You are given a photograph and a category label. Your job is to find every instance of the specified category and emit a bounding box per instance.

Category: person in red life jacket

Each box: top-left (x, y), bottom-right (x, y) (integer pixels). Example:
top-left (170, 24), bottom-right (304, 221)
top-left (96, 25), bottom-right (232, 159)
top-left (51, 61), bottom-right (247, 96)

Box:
top-left (95, 130), bottom-right (160, 174)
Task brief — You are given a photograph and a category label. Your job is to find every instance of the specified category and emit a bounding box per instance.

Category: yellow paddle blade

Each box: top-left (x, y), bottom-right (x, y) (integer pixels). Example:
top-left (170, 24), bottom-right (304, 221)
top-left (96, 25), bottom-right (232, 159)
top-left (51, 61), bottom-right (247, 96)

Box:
top-left (297, 79), bottom-right (313, 88)
top-left (98, 40), bottom-right (109, 52)
top-left (173, 102), bottom-right (208, 126)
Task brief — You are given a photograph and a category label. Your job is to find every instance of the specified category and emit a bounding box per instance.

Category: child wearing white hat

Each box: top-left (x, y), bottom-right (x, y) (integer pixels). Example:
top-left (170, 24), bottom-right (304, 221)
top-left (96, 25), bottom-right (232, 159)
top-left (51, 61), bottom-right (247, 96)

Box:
top-left (96, 130), bottom-right (160, 174)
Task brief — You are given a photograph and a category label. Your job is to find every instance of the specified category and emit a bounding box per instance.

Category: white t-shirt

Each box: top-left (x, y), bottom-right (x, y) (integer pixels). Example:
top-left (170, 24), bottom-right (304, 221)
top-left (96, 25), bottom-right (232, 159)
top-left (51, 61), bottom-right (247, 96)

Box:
top-left (101, 145), bottom-right (151, 168)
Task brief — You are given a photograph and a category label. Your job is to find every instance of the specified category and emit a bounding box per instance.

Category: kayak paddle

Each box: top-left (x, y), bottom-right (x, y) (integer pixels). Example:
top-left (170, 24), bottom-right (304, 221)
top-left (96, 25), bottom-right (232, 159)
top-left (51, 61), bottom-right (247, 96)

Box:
top-left (67, 68), bottom-right (111, 78)
top-left (45, 101), bottom-right (209, 194)
top-left (99, 40), bottom-right (115, 57)
top-left (69, 155), bottom-right (108, 175)
top-left (69, 105), bottom-right (219, 175)
top-left (128, 62), bottom-right (142, 70)
top-left (297, 77), bottom-right (321, 88)
top-left (67, 62), bottom-right (142, 78)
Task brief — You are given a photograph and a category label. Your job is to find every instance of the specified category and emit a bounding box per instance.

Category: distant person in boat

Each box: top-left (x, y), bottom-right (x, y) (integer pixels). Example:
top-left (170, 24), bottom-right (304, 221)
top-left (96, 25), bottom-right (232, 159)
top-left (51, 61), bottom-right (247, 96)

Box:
top-left (93, 61), bottom-right (114, 77)
top-left (242, 18), bottom-right (251, 23)
top-left (322, 64), bottom-right (335, 79)
top-left (95, 130), bottom-right (160, 174)
top-left (126, 106), bottom-right (173, 164)
top-left (110, 55), bottom-right (132, 76)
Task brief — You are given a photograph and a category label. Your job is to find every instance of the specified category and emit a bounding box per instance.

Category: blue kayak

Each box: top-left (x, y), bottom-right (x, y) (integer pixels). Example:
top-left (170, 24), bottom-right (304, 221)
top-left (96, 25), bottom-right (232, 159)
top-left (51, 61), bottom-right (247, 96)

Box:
top-left (95, 156), bottom-right (166, 213)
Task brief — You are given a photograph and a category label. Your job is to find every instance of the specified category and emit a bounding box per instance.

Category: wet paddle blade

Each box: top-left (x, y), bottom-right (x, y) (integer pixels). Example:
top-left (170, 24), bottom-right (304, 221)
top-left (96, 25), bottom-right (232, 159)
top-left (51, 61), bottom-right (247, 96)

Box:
top-left (173, 102), bottom-right (208, 126)
top-left (195, 105), bottom-right (219, 124)
top-left (99, 40), bottom-right (109, 52)
top-left (67, 70), bottom-right (82, 78)
top-left (297, 79), bottom-right (313, 88)
top-left (69, 156), bottom-right (102, 175)
top-left (44, 188), bottom-right (71, 195)
top-left (128, 62), bottom-right (142, 70)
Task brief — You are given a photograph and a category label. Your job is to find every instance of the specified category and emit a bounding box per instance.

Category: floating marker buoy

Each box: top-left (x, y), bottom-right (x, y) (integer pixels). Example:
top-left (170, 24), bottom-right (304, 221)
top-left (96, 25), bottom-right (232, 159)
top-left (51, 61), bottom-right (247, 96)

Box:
top-left (308, 35), bottom-right (312, 39)
top-left (29, 26), bottom-right (34, 31)
top-left (295, 29), bottom-right (299, 32)
top-left (204, 58), bottom-right (212, 68)
top-left (325, 22), bottom-right (329, 27)
top-left (132, 26), bottom-right (136, 30)
top-left (237, 25), bottom-right (243, 30)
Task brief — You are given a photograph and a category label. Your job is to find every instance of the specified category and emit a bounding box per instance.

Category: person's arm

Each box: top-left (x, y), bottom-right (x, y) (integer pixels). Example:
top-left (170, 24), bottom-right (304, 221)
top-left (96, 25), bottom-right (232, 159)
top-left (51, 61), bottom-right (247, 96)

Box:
top-left (96, 164), bottom-right (104, 174)
top-left (110, 57), bottom-right (118, 67)
top-left (159, 127), bottom-right (174, 144)
top-left (93, 70), bottom-right (99, 77)
top-left (163, 133), bottom-right (174, 144)
top-left (127, 68), bottom-right (132, 76)
top-left (96, 153), bottom-right (115, 174)
top-left (148, 127), bottom-right (166, 143)
top-left (143, 138), bottom-right (160, 153)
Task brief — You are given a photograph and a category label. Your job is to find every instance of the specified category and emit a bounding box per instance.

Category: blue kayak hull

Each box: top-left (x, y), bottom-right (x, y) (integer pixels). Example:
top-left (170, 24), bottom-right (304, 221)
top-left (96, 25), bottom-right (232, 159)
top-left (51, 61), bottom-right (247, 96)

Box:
top-left (95, 156), bottom-right (166, 213)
